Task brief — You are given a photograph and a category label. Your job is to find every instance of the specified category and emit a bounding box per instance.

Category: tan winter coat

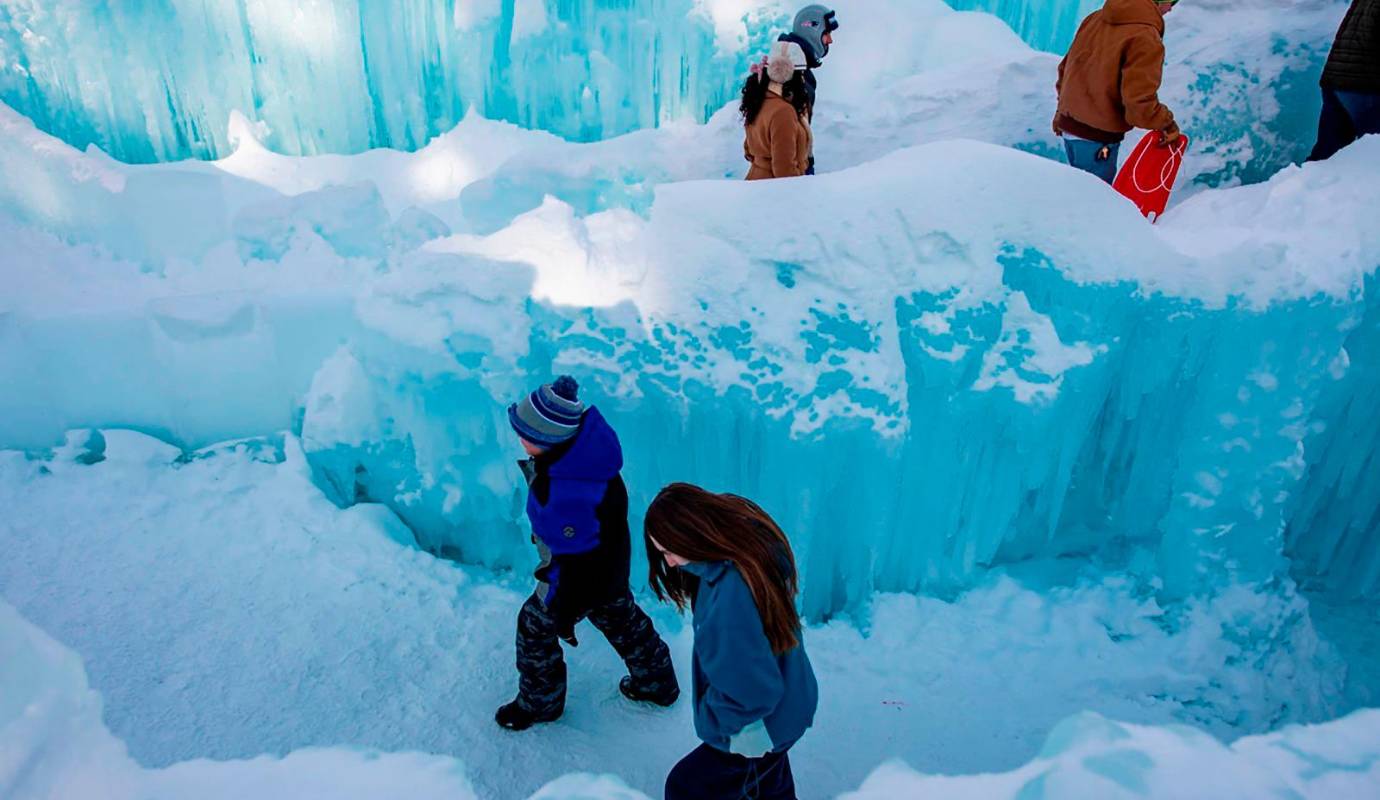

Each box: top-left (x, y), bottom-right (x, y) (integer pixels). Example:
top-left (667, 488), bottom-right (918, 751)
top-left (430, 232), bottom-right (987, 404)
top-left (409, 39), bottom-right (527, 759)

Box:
top-left (744, 92), bottom-right (812, 180)
top-left (1054, 0), bottom-right (1178, 142)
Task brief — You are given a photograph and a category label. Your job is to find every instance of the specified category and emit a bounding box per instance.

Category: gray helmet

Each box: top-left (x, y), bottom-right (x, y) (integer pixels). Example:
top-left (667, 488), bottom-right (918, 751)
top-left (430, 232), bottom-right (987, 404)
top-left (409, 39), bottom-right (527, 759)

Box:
top-left (792, 5), bottom-right (839, 62)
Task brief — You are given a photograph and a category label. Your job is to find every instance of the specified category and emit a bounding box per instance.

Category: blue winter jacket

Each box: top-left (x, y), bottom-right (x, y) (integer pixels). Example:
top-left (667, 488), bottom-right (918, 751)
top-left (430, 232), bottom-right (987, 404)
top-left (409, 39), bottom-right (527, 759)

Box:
top-left (523, 407), bottom-right (631, 631)
top-left (680, 560), bottom-right (818, 754)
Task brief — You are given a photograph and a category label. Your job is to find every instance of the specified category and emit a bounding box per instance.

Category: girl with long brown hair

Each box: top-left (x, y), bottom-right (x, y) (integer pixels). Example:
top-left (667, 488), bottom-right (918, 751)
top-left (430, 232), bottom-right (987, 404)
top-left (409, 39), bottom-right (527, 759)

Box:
top-left (644, 483), bottom-right (818, 800)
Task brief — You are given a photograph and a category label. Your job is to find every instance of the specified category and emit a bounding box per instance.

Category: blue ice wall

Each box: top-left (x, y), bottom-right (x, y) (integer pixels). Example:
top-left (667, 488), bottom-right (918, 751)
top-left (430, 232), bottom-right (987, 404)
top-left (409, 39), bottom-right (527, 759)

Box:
top-left (0, 0), bottom-right (782, 162)
top-left (0, 0), bottom-right (1345, 171)
top-left (3, 128), bottom-right (1377, 619)
top-left (1286, 275), bottom-right (1380, 600)
top-left (291, 248), bottom-right (1379, 619)
top-left (945, 0), bottom-right (1101, 52)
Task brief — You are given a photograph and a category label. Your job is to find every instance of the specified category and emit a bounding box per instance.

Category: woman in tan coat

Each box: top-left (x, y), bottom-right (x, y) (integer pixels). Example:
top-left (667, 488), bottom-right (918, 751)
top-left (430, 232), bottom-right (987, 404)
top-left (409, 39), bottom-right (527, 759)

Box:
top-left (742, 41), bottom-right (813, 180)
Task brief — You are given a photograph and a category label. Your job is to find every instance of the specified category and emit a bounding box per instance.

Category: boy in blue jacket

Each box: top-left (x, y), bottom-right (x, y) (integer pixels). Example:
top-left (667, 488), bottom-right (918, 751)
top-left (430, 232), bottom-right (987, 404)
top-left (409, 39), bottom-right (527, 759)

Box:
top-left (496, 375), bottom-right (679, 730)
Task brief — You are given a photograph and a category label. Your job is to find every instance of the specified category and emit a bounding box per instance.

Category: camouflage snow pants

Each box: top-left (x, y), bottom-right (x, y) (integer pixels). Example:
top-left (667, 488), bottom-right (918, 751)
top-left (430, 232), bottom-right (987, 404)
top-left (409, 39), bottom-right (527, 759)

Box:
top-left (515, 591), bottom-right (677, 717)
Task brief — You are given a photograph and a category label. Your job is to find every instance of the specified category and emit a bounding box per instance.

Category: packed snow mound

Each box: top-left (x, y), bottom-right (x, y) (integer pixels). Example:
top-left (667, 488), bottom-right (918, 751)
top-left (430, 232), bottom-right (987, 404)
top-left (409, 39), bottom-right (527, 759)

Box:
top-left (842, 710), bottom-right (1380, 800)
top-left (0, 0), bottom-right (1349, 188)
top-left (3, 586), bottom-right (1378, 800)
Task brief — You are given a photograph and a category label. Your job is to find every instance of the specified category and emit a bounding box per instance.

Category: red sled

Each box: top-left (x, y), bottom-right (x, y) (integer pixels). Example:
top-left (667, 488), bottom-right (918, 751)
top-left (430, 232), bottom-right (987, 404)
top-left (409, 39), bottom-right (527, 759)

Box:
top-left (1113, 130), bottom-right (1190, 223)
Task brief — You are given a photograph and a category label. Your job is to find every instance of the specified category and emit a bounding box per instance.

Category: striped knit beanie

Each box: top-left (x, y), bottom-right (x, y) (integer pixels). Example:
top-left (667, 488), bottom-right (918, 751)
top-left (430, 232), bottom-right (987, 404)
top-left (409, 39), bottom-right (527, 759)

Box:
top-left (508, 375), bottom-right (586, 446)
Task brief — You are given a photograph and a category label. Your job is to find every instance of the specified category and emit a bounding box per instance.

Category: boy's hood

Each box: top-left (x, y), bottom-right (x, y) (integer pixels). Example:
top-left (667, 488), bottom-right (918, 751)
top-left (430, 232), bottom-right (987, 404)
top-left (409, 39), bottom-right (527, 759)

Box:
top-left (547, 406), bottom-right (623, 480)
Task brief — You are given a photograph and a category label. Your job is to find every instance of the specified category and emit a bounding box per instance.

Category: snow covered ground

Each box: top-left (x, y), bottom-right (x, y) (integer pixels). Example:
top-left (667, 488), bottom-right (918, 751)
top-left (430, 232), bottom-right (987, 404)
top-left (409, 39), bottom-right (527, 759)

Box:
top-left (2, 0), bottom-right (1379, 798)
top-left (2, 432), bottom-right (1378, 799)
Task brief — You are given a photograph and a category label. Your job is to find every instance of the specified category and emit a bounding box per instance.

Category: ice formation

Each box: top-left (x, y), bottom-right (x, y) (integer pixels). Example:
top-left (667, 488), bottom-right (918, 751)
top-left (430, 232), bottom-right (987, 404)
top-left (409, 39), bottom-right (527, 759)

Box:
top-left (0, 0), bottom-right (1346, 175)
top-left (0, 0), bottom-right (787, 160)
top-left (3, 90), bottom-right (1376, 616)
top-left (945, 0), bottom-right (1105, 51)
top-left (1, 0), bottom-right (1378, 798)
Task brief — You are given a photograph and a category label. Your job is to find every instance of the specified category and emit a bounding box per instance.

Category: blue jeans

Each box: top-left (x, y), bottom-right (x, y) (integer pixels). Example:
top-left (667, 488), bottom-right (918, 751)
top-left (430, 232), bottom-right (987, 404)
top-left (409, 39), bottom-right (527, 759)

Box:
top-left (1307, 87), bottom-right (1380, 162)
top-left (1063, 138), bottom-right (1120, 184)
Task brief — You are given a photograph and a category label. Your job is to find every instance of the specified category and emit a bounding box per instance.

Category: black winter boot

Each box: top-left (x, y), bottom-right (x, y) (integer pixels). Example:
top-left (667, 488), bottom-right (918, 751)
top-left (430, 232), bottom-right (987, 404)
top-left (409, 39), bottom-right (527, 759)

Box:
top-left (620, 675), bottom-right (680, 707)
top-left (495, 699), bottom-right (562, 731)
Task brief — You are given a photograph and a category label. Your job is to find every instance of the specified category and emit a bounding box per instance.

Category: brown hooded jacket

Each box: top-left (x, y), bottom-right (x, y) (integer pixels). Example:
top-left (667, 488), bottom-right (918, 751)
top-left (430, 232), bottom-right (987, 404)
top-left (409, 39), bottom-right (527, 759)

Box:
top-left (1054, 0), bottom-right (1178, 143)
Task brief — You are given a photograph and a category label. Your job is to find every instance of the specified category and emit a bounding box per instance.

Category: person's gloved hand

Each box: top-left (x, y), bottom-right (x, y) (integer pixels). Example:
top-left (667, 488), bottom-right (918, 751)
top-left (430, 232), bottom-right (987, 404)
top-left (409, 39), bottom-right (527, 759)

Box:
top-left (1159, 124), bottom-right (1182, 146)
top-left (728, 721), bottom-right (774, 759)
top-left (1051, 114), bottom-right (1062, 136)
top-left (557, 619), bottom-right (579, 648)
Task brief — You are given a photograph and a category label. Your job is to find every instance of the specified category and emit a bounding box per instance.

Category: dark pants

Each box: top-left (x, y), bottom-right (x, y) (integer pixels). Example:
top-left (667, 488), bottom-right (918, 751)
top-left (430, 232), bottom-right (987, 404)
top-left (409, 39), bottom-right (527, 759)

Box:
top-left (515, 591), bottom-right (676, 716)
top-left (1308, 86), bottom-right (1380, 162)
top-left (1063, 137), bottom-right (1120, 184)
top-left (666, 744), bottom-right (796, 800)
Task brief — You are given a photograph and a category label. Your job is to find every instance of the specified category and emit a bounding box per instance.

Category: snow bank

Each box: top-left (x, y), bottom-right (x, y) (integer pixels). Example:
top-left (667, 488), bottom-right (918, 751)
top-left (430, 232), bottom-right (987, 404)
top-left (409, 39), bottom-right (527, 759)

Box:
top-left (842, 709), bottom-right (1380, 800)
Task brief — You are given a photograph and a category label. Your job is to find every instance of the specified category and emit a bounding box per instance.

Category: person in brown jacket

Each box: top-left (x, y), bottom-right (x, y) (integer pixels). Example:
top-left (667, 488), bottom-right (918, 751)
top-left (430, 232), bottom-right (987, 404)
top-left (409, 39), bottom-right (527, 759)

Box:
top-left (742, 41), bottom-right (813, 181)
top-left (1053, 0), bottom-right (1182, 183)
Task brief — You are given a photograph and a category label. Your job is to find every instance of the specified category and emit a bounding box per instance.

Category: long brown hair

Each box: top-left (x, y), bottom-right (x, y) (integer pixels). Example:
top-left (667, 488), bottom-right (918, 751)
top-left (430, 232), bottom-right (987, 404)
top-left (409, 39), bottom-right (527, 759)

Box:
top-left (644, 483), bottom-right (802, 655)
top-left (739, 70), bottom-right (810, 126)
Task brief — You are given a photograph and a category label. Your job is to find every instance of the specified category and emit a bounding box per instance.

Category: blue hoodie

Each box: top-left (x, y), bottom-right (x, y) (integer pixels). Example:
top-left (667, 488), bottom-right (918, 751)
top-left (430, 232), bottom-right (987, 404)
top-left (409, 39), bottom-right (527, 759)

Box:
top-left (680, 560), bottom-right (818, 754)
